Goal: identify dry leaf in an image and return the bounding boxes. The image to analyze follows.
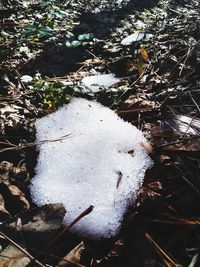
[22,203,66,233]
[58,242,86,267]
[140,141,154,155]
[3,180,30,211]
[122,96,157,110]
[0,194,10,220]
[0,218,30,267]
[21,203,66,253]
[0,245,30,267]
[140,48,149,61]
[151,121,200,153]
[137,181,162,204]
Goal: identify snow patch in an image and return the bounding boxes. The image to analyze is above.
[121,32,153,45]
[30,98,152,239]
[81,74,120,92]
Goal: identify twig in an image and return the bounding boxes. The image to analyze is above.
[85,49,102,61]
[173,162,200,197]
[0,133,74,153]
[188,91,200,114]
[29,247,86,267]
[117,107,160,115]
[159,140,187,148]
[179,46,193,77]
[40,205,94,253]
[147,218,200,225]
[167,5,184,15]
[0,231,46,267]
[145,233,183,267]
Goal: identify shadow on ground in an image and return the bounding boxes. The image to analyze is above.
[21,0,159,77]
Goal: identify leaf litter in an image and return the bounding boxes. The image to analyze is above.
[1,0,200,266]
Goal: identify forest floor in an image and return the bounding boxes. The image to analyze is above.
[1,0,200,266]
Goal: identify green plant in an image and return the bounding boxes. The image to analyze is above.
[23,74,74,109]
[65,33,94,48]
[20,1,75,44]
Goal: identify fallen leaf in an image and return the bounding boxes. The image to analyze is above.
[137,181,162,205]
[0,245,30,267]
[0,194,10,220]
[151,114,200,150]
[140,48,149,61]
[0,204,66,263]
[22,203,66,233]
[58,242,86,267]
[20,203,66,253]
[2,180,30,211]
[140,141,154,155]
[0,218,30,267]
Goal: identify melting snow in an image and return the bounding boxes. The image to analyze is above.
[81,74,120,92]
[30,98,152,239]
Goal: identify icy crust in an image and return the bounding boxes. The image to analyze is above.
[30,98,152,239]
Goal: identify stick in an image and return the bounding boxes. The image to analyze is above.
[0,231,46,267]
[41,205,94,253]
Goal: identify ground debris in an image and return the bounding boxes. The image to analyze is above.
[0,244,31,267]
[1,0,200,266]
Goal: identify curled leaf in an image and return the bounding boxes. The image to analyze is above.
[140,48,149,61]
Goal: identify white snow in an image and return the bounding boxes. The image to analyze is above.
[21,75,33,83]
[30,98,152,239]
[81,74,120,92]
[121,32,153,45]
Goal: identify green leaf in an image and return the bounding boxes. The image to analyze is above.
[52,81,64,88]
[66,40,82,48]
[82,41,90,46]
[78,33,94,41]
[65,31,74,40]
[38,26,54,37]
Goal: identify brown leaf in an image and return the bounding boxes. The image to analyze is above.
[137,181,162,204]
[0,204,66,267]
[22,203,66,233]
[151,115,200,153]
[0,161,14,173]
[152,130,200,153]
[0,218,30,267]
[140,48,149,61]
[0,245,30,267]
[0,194,10,220]
[20,203,66,253]
[3,180,30,211]
[0,103,31,134]
[0,161,29,185]
[58,242,86,267]
[118,95,158,112]
[140,141,154,155]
